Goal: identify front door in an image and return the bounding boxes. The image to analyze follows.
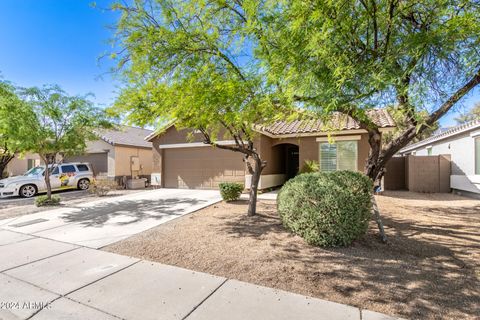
[286,146,300,179]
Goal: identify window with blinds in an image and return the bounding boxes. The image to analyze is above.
[319,141,358,172]
[475,137,480,175]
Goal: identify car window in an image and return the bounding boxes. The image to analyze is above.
[24,166,45,176]
[51,167,59,175]
[61,165,76,173]
[76,164,89,172]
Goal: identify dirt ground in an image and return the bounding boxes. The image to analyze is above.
[105,191,480,319]
[0,189,144,220]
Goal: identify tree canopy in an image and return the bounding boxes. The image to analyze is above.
[0,81,37,177]
[258,0,480,180]
[455,102,480,124]
[21,85,111,199]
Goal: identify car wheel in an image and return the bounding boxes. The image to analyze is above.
[19,184,37,198]
[77,179,90,190]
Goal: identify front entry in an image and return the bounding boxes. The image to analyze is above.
[285,145,299,179]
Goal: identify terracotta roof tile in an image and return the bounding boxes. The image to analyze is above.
[257,109,395,136]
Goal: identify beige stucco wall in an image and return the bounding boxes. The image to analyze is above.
[5,153,41,177]
[150,127,373,189]
[113,145,153,178]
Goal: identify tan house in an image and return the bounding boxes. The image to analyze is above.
[7,126,154,185]
[146,109,395,190]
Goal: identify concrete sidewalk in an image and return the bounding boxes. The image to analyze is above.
[0,230,401,320]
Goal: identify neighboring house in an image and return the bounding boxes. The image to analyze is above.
[7,126,154,184]
[146,109,395,190]
[5,153,42,177]
[399,119,480,197]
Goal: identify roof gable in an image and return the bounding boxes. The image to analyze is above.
[96,126,153,148]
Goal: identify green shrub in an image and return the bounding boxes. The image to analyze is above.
[298,160,319,174]
[219,182,244,201]
[35,195,61,207]
[277,171,373,247]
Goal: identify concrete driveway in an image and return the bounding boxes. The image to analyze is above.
[0,188,222,248]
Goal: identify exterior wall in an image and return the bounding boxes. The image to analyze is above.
[5,153,41,177]
[113,145,153,178]
[402,129,480,194]
[151,126,373,190]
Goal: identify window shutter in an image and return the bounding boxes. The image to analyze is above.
[320,143,337,171]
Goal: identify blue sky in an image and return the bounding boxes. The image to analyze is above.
[0,0,478,127]
[0,0,120,109]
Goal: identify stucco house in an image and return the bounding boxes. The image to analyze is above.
[146,109,395,190]
[6,126,154,185]
[399,119,480,198]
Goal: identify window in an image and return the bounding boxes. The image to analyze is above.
[76,164,89,172]
[319,141,358,172]
[61,165,76,173]
[427,147,432,156]
[27,159,36,170]
[51,166,59,175]
[476,137,480,175]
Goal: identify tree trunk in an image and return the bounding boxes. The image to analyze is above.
[247,156,264,216]
[40,155,53,200]
[0,154,15,178]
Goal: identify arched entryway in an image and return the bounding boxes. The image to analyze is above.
[271,143,300,181]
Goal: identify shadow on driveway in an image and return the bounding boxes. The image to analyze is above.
[60,197,207,227]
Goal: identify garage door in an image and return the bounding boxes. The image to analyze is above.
[64,153,108,175]
[163,147,245,189]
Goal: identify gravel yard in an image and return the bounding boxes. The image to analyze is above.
[0,189,146,220]
[104,191,480,319]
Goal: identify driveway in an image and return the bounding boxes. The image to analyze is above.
[0,188,222,248]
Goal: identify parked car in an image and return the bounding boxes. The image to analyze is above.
[0,162,93,198]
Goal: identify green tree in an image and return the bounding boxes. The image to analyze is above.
[455,102,480,124]
[22,85,111,200]
[259,0,480,182]
[0,81,36,177]
[109,0,289,216]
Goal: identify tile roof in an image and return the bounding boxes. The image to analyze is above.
[95,126,153,148]
[257,109,395,136]
[400,119,480,153]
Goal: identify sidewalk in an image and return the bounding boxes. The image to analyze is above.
[0,229,400,320]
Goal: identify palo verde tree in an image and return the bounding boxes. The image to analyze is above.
[258,0,480,182]
[22,85,111,200]
[254,0,480,241]
[109,0,288,216]
[0,81,35,177]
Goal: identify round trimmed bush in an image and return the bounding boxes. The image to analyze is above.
[219,182,244,201]
[277,171,373,247]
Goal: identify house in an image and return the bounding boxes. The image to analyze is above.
[6,126,154,185]
[146,109,395,190]
[399,119,480,198]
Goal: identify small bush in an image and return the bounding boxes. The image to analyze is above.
[89,178,117,197]
[35,195,61,207]
[277,171,373,247]
[219,182,244,201]
[298,160,319,174]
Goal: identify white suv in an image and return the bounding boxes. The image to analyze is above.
[0,162,93,198]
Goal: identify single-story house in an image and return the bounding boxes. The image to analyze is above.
[399,119,480,198]
[7,126,154,184]
[146,109,395,190]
